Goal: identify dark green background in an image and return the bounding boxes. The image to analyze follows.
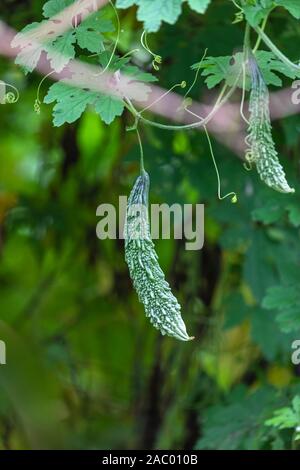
[0,0,300,450]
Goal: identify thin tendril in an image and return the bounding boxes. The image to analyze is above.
[95,0,120,76]
[231,0,244,22]
[205,126,237,202]
[34,70,55,113]
[120,48,140,60]
[140,31,162,70]
[89,47,139,60]
[253,11,272,53]
[243,161,252,171]
[140,81,186,115]
[1,82,20,103]
[135,127,145,173]
[231,0,243,11]
[213,83,228,108]
[185,106,237,203]
[184,48,208,101]
[244,134,251,146]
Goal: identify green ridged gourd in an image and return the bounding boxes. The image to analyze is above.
[246,54,295,194]
[124,170,194,342]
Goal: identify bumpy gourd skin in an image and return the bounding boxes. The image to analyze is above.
[124,170,193,341]
[246,56,294,194]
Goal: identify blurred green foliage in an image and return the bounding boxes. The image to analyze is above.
[0,0,300,450]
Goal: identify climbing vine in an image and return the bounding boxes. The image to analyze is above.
[8,0,300,339]
[10,0,300,193]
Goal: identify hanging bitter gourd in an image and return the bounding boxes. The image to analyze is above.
[124,170,194,342]
[245,54,295,194]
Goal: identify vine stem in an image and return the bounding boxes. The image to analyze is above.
[125,82,229,132]
[239,21,251,125]
[244,21,251,50]
[244,10,270,126]
[253,12,270,53]
[255,26,300,73]
[124,23,250,133]
[135,127,145,173]
[95,0,120,76]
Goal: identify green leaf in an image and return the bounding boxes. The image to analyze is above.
[252,200,285,225]
[42,0,74,17]
[116,0,211,30]
[45,30,76,73]
[44,72,126,126]
[256,50,299,85]
[12,7,114,73]
[243,2,274,27]
[97,52,157,84]
[44,82,96,126]
[116,0,136,7]
[122,65,158,82]
[75,12,114,54]
[243,0,300,27]
[266,407,299,429]
[117,0,183,32]
[263,285,300,333]
[187,0,211,14]
[265,395,300,430]
[12,22,45,73]
[94,94,124,125]
[277,309,300,333]
[192,55,233,89]
[192,50,299,90]
[250,308,293,361]
[275,0,300,19]
[137,0,183,32]
[196,387,279,450]
[263,285,299,311]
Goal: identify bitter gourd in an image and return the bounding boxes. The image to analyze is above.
[124,170,193,342]
[246,55,294,194]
